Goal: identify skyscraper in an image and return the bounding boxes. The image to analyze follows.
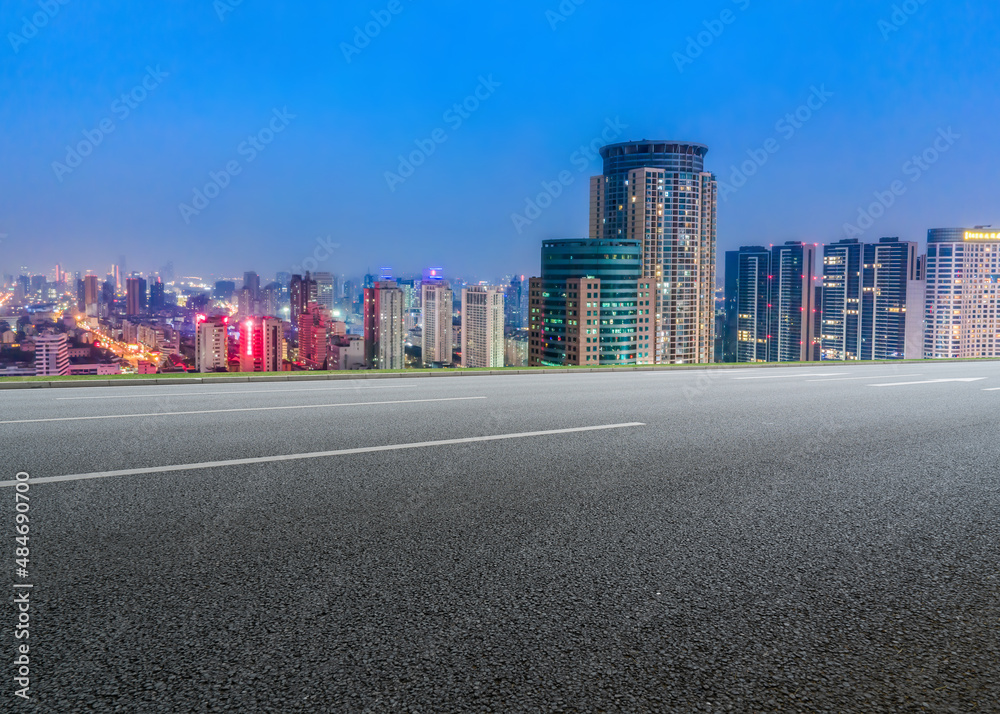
[298,302,330,369]
[238,287,257,319]
[240,317,283,373]
[314,272,336,312]
[924,227,1000,358]
[243,271,260,300]
[590,141,718,364]
[504,277,524,331]
[126,277,147,316]
[864,237,921,360]
[364,281,405,370]
[149,279,165,311]
[275,272,292,299]
[822,237,921,361]
[195,315,229,373]
[724,246,771,363]
[461,286,505,368]
[35,333,70,376]
[421,281,453,366]
[83,274,99,316]
[290,273,318,337]
[821,239,864,361]
[528,239,649,366]
[768,242,817,363]
[260,282,282,316]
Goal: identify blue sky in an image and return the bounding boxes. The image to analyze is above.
[1,0,998,281]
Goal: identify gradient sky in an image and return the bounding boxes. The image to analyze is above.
[1,0,998,282]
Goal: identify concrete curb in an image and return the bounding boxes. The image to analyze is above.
[3,358,998,391]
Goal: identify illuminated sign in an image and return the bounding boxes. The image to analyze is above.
[965,231,1000,241]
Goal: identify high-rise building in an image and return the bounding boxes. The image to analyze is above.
[529,239,650,366]
[364,281,405,370]
[195,315,229,373]
[260,282,282,316]
[35,333,70,376]
[821,239,864,361]
[240,317,283,373]
[83,275,99,316]
[421,281,454,366]
[238,287,258,319]
[126,277,147,316]
[149,279,165,311]
[101,279,115,319]
[314,272,337,312]
[274,272,292,300]
[290,273,318,337]
[590,141,718,364]
[504,277,525,331]
[396,279,420,330]
[864,238,921,360]
[298,302,330,369]
[461,286,505,368]
[822,237,921,361]
[723,246,771,363]
[768,242,817,363]
[924,227,1000,359]
[243,271,260,300]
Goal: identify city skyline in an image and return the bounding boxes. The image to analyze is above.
[3,2,999,277]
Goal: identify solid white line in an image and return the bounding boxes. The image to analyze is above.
[0,397,485,425]
[55,385,415,400]
[807,374,922,382]
[869,378,987,387]
[0,423,646,487]
[983,388,1000,391]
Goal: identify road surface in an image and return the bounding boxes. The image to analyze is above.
[3,361,999,712]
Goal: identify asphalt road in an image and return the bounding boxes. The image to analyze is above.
[3,361,999,713]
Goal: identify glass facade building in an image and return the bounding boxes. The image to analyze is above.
[768,242,817,363]
[528,239,649,366]
[723,246,771,363]
[590,141,717,364]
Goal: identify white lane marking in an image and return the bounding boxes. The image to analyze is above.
[807,374,923,382]
[733,373,848,380]
[0,423,646,487]
[55,385,415,400]
[869,378,988,387]
[983,388,1000,391]
[0,397,485,425]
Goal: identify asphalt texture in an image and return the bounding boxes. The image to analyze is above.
[2,361,999,713]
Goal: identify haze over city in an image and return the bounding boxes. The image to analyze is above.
[3,0,999,278]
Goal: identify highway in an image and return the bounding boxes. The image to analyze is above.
[3,361,999,712]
